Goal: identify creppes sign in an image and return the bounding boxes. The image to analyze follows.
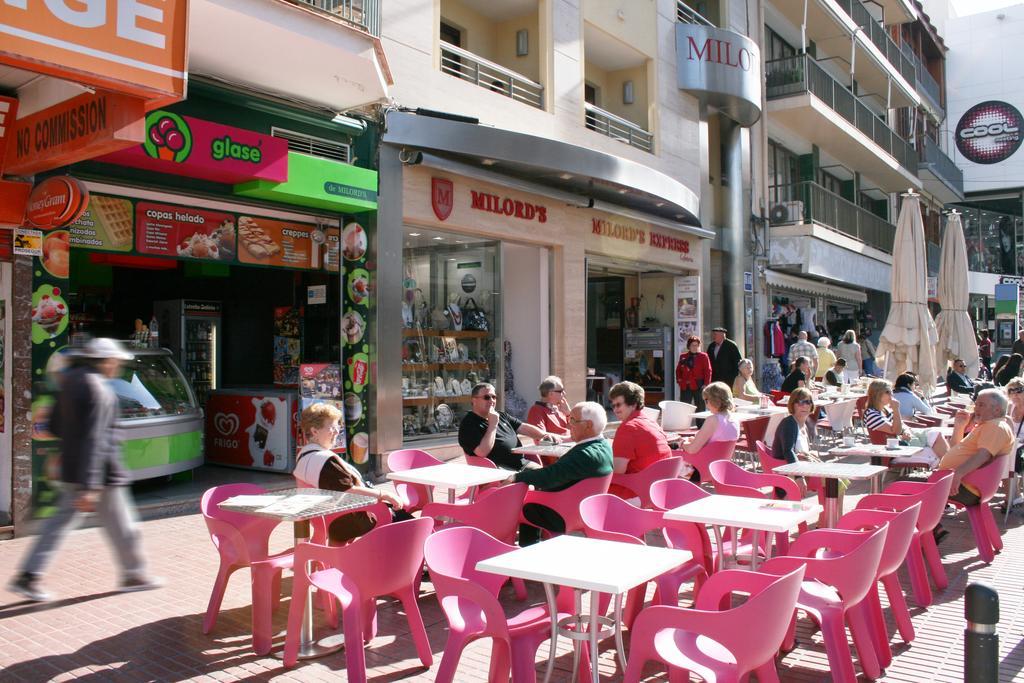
[0,0,188,104]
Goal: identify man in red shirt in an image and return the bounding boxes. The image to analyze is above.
[607,381,672,499]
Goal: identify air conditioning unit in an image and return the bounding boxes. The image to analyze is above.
[769,200,804,225]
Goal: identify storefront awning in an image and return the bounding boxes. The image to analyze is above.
[383,111,701,227]
[766,269,867,304]
[234,152,378,213]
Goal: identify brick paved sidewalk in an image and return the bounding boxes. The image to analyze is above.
[1,492,1022,682]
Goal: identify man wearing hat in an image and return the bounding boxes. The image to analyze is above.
[8,338,161,602]
[707,327,742,388]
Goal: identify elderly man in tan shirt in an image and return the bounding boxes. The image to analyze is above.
[938,388,1014,507]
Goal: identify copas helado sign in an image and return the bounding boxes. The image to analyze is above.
[0,0,188,105]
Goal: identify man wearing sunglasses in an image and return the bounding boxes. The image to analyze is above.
[459,382,561,471]
[946,359,977,398]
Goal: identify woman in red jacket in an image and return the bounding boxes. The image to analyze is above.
[676,335,712,411]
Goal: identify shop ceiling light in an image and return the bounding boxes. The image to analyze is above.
[409,232,421,236]
[433,236,444,240]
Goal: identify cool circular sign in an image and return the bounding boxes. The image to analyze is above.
[955,100,1024,164]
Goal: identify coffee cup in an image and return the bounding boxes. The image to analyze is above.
[350,432,369,464]
[886,438,899,449]
[843,435,856,447]
[344,393,362,423]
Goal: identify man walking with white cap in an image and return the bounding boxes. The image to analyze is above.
[8,338,161,602]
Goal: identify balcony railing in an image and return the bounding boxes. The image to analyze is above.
[834,0,915,85]
[291,0,380,36]
[769,181,896,253]
[676,1,715,26]
[901,42,943,112]
[766,55,916,173]
[584,103,654,153]
[440,41,544,109]
[919,136,964,197]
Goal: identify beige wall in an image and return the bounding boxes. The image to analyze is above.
[494,14,541,84]
[585,61,650,128]
[582,0,658,59]
[440,1,541,83]
[401,166,706,402]
[382,0,703,193]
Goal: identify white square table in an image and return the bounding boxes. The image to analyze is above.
[664,494,821,571]
[829,443,928,467]
[218,488,378,658]
[772,461,888,526]
[513,442,575,460]
[385,463,511,503]
[476,534,691,683]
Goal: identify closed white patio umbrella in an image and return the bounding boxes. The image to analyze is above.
[876,192,941,394]
[935,211,979,378]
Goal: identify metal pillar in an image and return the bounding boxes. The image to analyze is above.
[721,116,746,352]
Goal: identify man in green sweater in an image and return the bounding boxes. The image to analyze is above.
[512,401,613,546]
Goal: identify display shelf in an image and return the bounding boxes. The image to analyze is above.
[402,396,474,406]
[402,328,488,339]
[401,362,489,372]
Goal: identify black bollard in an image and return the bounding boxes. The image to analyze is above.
[964,583,999,682]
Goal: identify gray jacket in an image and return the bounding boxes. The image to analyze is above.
[49,365,128,489]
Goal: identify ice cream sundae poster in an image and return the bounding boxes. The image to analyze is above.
[205,392,295,471]
[135,201,237,262]
[341,218,373,470]
[30,228,70,516]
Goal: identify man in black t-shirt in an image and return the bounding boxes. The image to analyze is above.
[459,382,561,470]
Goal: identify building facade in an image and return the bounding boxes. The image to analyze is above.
[373,0,771,456]
[755,0,958,380]
[0,0,390,534]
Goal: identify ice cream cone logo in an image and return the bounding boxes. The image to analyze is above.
[142,110,192,163]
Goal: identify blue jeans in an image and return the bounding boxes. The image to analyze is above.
[863,358,878,377]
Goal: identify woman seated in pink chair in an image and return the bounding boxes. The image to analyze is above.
[679,382,740,482]
[293,403,406,544]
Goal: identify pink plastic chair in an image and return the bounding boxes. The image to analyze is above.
[200,484,294,655]
[760,526,889,683]
[464,454,510,495]
[386,448,444,512]
[859,470,954,607]
[709,459,807,555]
[282,517,434,677]
[756,440,786,473]
[837,504,922,669]
[518,473,612,538]
[425,526,576,683]
[949,453,1011,563]
[649,478,716,575]
[610,456,684,508]
[422,483,530,600]
[622,567,806,683]
[678,441,736,485]
[580,494,708,628]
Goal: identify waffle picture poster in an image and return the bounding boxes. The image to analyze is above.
[66,193,338,271]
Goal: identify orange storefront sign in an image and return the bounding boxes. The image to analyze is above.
[0,0,188,105]
[6,90,145,176]
[0,96,18,173]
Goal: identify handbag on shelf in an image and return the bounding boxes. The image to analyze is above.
[462,297,489,332]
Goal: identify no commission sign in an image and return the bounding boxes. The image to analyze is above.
[955,100,1024,165]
